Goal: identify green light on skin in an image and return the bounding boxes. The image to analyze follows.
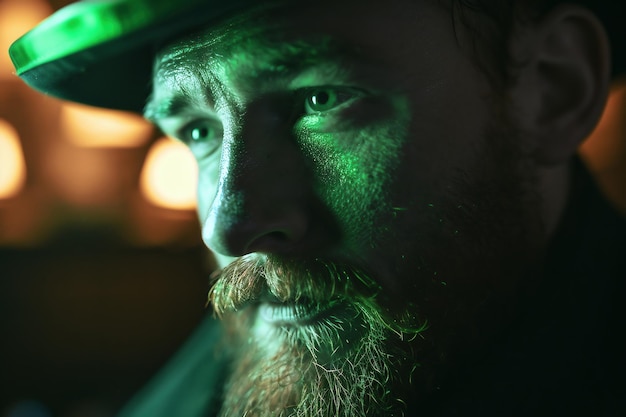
[295,95,411,251]
[153,12,423,334]
[153,25,414,256]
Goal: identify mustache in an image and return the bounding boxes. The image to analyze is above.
[208,254,382,317]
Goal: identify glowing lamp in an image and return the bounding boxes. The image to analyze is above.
[0,0,51,79]
[0,119,27,199]
[140,137,198,210]
[60,102,152,148]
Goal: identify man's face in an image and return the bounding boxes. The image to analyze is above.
[148,0,545,414]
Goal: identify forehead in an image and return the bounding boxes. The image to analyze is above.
[154,23,357,95]
[150,0,454,89]
[155,0,432,62]
[144,0,478,125]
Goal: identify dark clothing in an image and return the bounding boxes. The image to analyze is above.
[424,157,626,416]
[118,315,227,417]
[119,158,626,417]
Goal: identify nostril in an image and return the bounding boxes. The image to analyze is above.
[266,230,291,241]
[203,198,311,257]
[244,229,303,254]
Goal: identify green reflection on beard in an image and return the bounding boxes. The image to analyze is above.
[211,256,426,417]
[218,292,420,417]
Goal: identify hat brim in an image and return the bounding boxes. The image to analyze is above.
[10,0,625,113]
[9,0,256,113]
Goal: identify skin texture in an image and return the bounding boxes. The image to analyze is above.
[146,0,610,415]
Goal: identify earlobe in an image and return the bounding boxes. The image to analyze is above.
[508,5,611,166]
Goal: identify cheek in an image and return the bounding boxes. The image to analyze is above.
[196,160,220,222]
[297,109,411,249]
[412,72,494,170]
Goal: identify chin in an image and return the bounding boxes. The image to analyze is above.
[217,294,422,417]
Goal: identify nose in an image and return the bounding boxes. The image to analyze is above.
[201,102,330,257]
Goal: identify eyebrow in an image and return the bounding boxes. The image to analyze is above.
[144,94,192,123]
[143,59,342,124]
[144,37,384,123]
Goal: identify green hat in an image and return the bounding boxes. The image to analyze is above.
[9,0,625,113]
[8,0,260,112]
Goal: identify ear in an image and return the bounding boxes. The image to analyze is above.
[508,5,611,166]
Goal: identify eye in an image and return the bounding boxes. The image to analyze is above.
[303,87,359,114]
[178,119,222,158]
[181,120,219,144]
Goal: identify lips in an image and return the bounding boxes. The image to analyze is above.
[259,301,335,325]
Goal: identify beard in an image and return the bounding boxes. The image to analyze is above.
[209,111,545,417]
[211,256,424,417]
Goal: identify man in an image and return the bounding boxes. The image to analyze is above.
[10,0,625,416]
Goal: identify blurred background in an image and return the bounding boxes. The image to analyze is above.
[0,0,624,416]
[1,0,214,416]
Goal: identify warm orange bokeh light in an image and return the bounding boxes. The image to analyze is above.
[0,0,52,79]
[580,82,626,168]
[140,137,198,210]
[60,102,153,148]
[579,81,626,213]
[0,119,27,199]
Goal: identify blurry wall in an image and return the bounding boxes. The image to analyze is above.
[0,1,215,416]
